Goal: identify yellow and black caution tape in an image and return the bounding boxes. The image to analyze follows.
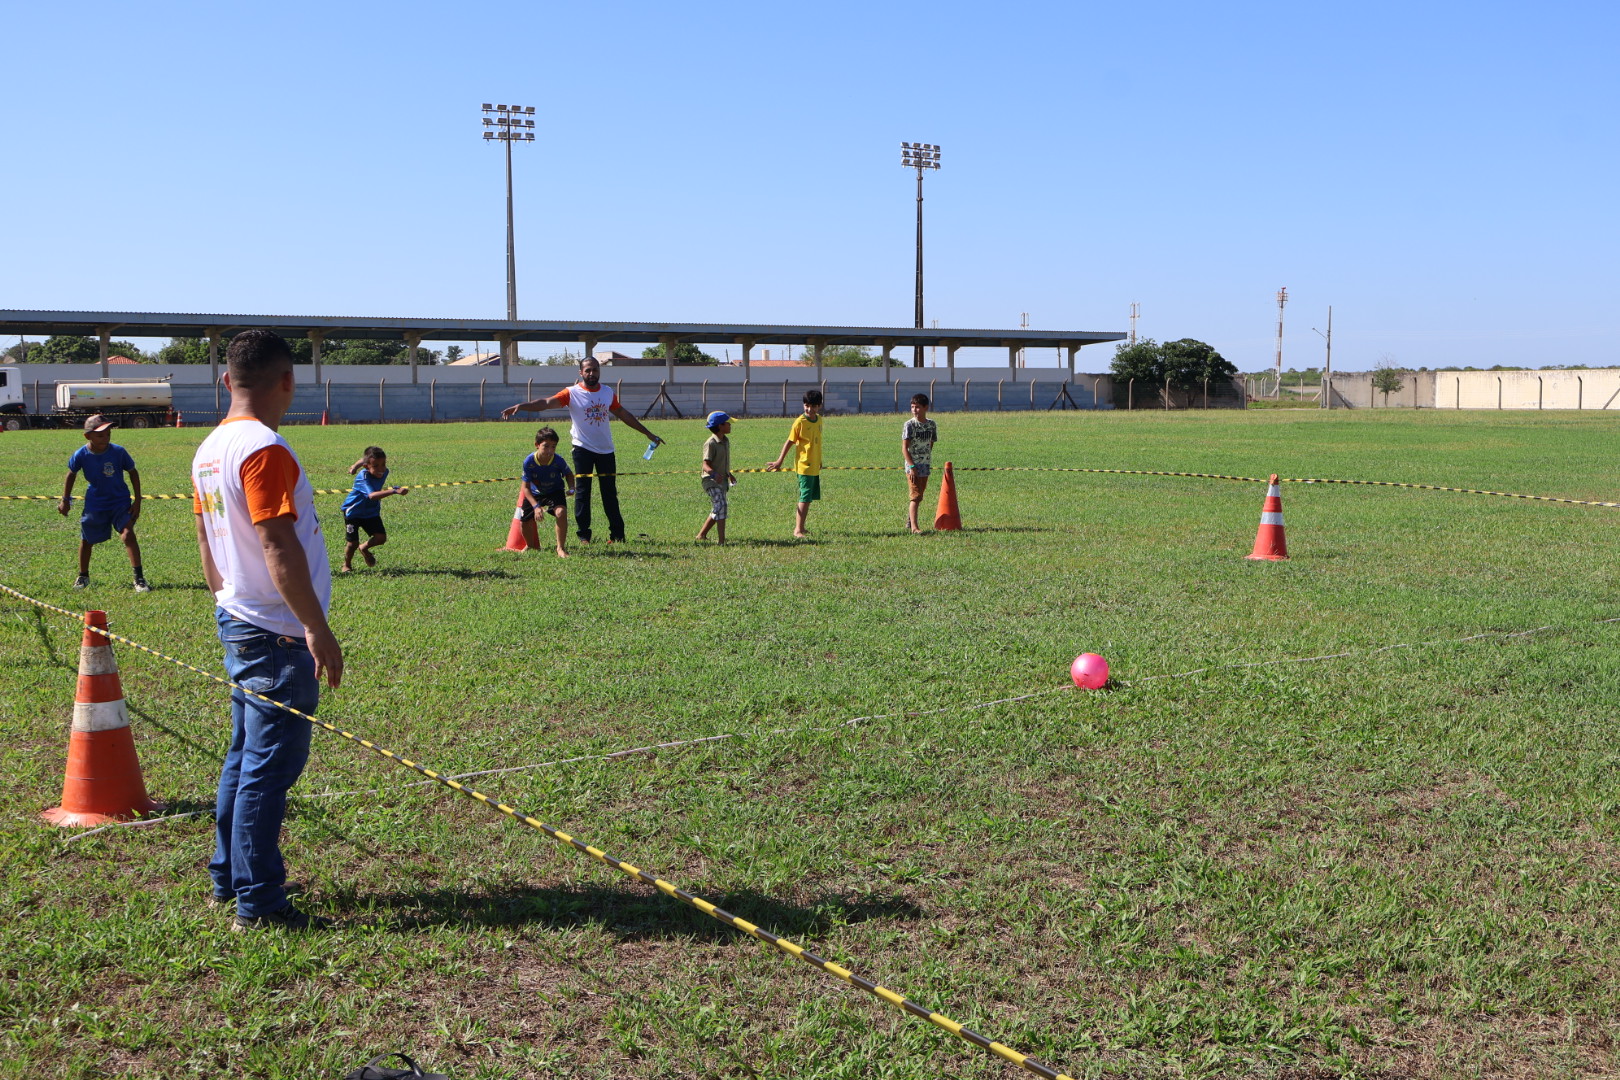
[1,581,1078,1080]
[6,465,1618,510]
[1279,476,1620,509]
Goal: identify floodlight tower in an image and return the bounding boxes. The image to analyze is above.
[1274,286,1288,399]
[481,104,536,321]
[901,141,940,367]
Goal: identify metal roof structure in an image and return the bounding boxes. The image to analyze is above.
[0,310,1124,350]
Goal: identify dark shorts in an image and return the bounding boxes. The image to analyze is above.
[343,514,386,543]
[797,474,821,503]
[81,503,134,545]
[519,491,568,521]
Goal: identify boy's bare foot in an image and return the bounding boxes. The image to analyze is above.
[793,530,810,539]
[361,548,376,567]
[555,548,569,558]
[696,533,710,542]
[909,526,923,534]
[340,565,353,573]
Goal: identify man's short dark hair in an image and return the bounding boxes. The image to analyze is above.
[911,393,930,407]
[535,427,560,444]
[226,330,294,390]
[803,389,823,406]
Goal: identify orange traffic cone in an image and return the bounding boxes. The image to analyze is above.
[320,410,329,426]
[174,411,184,428]
[1245,474,1289,561]
[503,484,542,551]
[42,611,162,827]
[933,461,962,531]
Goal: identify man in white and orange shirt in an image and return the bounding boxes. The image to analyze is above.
[501,355,663,543]
[192,329,342,932]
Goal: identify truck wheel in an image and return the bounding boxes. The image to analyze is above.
[129,415,151,429]
[1,417,22,432]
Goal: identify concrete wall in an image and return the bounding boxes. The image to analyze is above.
[1432,369,1620,410]
[9,364,1253,423]
[1321,370,1437,409]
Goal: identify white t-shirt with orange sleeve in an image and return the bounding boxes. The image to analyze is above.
[553,381,620,454]
[192,417,332,638]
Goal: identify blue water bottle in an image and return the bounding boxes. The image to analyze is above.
[643,441,658,461]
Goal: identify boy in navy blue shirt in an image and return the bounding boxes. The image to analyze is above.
[522,427,575,557]
[59,414,147,592]
[340,445,408,572]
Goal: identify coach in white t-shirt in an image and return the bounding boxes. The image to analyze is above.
[192,330,341,932]
[501,356,663,544]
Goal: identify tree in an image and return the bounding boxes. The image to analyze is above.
[641,342,718,365]
[799,344,878,367]
[544,349,582,366]
[444,345,463,363]
[3,341,44,362]
[29,335,100,363]
[1371,361,1405,402]
[1111,338,1236,401]
[156,338,213,365]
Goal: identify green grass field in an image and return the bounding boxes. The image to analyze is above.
[4,409,1620,1079]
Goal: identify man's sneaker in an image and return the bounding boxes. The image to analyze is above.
[232,902,331,932]
[73,575,89,590]
[133,579,151,594]
[209,881,304,909]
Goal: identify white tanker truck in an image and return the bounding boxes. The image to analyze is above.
[0,368,176,430]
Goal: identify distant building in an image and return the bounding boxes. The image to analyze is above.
[593,350,662,367]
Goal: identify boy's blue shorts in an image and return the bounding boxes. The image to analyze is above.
[81,504,133,544]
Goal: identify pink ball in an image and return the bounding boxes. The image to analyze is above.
[1070,652,1109,689]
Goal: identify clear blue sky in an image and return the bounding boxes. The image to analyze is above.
[4,0,1615,371]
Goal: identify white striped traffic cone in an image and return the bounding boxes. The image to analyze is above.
[1245,474,1289,561]
[41,611,162,827]
[503,483,541,551]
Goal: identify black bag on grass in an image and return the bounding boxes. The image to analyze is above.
[343,1052,449,1080]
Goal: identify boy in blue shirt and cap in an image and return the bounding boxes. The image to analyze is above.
[59,414,148,592]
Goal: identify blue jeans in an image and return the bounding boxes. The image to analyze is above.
[210,609,318,917]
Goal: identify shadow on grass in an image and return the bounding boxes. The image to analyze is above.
[365,567,519,581]
[138,581,212,592]
[726,538,820,548]
[581,547,673,559]
[27,609,71,670]
[356,883,924,940]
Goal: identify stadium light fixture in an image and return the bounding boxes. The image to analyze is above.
[900,142,941,366]
[480,102,536,327]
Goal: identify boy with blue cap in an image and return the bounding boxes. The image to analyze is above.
[696,411,736,544]
[59,414,148,592]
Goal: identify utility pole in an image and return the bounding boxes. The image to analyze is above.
[1312,306,1333,409]
[1129,302,1140,346]
[1018,312,1029,368]
[901,142,940,367]
[930,318,938,367]
[1274,287,1288,399]
[482,103,535,378]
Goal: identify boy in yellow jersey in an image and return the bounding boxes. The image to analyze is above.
[764,389,822,538]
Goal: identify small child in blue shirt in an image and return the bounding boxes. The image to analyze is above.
[522,427,575,558]
[341,445,407,572]
[59,414,147,592]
